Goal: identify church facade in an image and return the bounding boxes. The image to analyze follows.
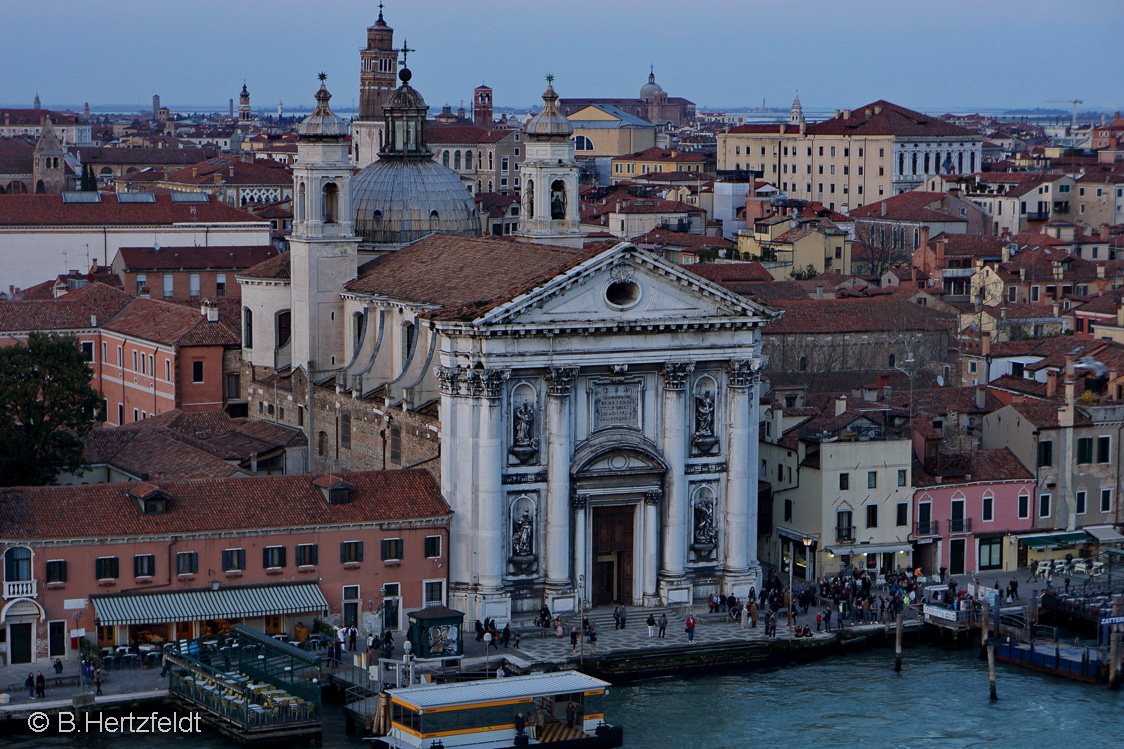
[241,66,775,624]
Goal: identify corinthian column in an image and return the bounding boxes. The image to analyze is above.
[723,359,758,574]
[475,368,509,593]
[660,361,693,583]
[544,367,577,594]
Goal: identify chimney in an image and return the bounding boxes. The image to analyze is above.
[834,110,841,119]
[1059,381,1076,426]
[874,105,883,115]
[1052,303,1059,317]
[881,201,887,217]
[1002,243,1011,262]
[864,108,871,119]
[975,386,986,411]
[1047,369,1058,397]
[835,395,848,416]
[935,236,945,267]
[982,330,991,357]
[842,110,852,120]
[799,121,806,136]
[90,313,98,327]
[780,123,786,135]
[1097,265,1106,279]
[201,300,219,322]
[192,168,197,177]
[1100,224,1110,240]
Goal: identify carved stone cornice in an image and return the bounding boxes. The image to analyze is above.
[644,489,663,506]
[728,358,764,388]
[661,361,695,391]
[546,367,578,397]
[570,493,589,509]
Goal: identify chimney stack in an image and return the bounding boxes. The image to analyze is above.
[201,300,219,322]
[975,386,986,411]
[982,330,991,357]
[1047,369,1058,397]
[835,395,848,416]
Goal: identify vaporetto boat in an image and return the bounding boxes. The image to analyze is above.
[368,670,625,749]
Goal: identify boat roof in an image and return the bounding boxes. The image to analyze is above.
[389,670,610,711]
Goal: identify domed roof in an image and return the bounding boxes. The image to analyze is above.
[351,159,478,246]
[386,70,427,110]
[297,82,347,139]
[640,69,664,99]
[524,80,572,140]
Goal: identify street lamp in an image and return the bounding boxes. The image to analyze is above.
[483,633,493,675]
[803,536,814,592]
[788,539,795,645]
[577,574,586,669]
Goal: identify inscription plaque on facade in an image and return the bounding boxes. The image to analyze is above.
[593,383,640,430]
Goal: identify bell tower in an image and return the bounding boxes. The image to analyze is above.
[474,84,493,129]
[353,3,400,168]
[290,76,360,375]
[33,118,66,193]
[516,76,584,249]
[238,84,252,129]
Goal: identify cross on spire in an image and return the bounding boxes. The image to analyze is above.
[397,40,415,68]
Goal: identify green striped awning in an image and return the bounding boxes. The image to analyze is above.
[1020,536,1059,549]
[92,583,328,626]
[1053,531,1093,545]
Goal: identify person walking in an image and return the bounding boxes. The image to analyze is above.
[93,667,103,696]
[1010,577,1020,601]
[570,627,579,654]
[588,627,598,655]
[749,600,759,629]
[349,627,358,652]
[35,672,46,699]
[26,672,35,699]
[685,614,697,642]
[646,613,656,638]
[618,607,627,629]
[159,652,170,677]
[612,606,621,630]
[565,701,577,729]
[502,623,511,648]
[740,602,748,629]
[657,614,667,639]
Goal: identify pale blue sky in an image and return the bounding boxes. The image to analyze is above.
[4,0,1122,115]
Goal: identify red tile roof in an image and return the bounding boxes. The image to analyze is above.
[931,232,1006,257]
[764,298,950,334]
[117,245,278,272]
[343,234,599,321]
[101,296,239,347]
[0,193,265,227]
[74,146,219,166]
[730,101,979,138]
[82,427,246,480]
[0,138,34,175]
[851,192,968,223]
[0,282,133,331]
[616,147,711,164]
[912,448,1033,487]
[238,252,290,280]
[0,470,450,540]
[633,228,732,252]
[0,108,79,126]
[685,261,772,283]
[162,157,292,187]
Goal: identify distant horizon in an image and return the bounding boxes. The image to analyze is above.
[4,1,1122,119]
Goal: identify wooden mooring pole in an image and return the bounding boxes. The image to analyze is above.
[988,641,998,701]
[894,611,903,672]
[1110,595,1122,690]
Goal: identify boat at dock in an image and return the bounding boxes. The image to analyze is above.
[367,670,624,749]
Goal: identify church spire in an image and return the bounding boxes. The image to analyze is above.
[379,41,430,159]
[790,91,804,126]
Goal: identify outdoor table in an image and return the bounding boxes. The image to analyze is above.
[138,644,156,653]
[115,646,130,655]
[260,689,284,696]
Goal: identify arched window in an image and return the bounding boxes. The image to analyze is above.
[4,546,31,581]
[317,431,328,457]
[888,353,896,367]
[798,356,807,372]
[296,182,306,223]
[489,151,494,170]
[488,180,493,193]
[430,210,440,224]
[465,150,473,170]
[454,151,461,170]
[442,150,449,167]
[276,309,291,348]
[353,312,364,353]
[550,179,566,220]
[573,135,594,151]
[242,308,253,348]
[322,182,338,223]
[403,321,417,359]
[372,209,382,228]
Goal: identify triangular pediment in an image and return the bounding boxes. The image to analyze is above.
[480,243,777,328]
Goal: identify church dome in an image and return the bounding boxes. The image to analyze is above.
[640,70,664,99]
[351,159,478,246]
[524,80,572,140]
[297,82,347,139]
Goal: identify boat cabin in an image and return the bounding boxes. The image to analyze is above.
[375,670,623,748]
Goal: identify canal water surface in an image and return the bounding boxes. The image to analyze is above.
[6,646,1121,748]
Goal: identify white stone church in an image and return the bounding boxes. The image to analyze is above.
[240,63,777,622]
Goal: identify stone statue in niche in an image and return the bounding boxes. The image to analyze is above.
[508,400,539,464]
[692,390,720,456]
[693,496,717,548]
[512,510,534,557]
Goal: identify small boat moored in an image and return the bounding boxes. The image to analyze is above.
[368,670,624,748]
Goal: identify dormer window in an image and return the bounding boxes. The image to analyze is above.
[312,475,355,505]
[128,482,169,514]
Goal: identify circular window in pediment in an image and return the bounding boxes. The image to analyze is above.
[605,280,641,310]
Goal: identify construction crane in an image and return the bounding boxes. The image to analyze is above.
[1046,98,1083,132]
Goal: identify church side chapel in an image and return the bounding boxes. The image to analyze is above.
[239,33,778,621]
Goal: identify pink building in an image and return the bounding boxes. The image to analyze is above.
[912,447,1035,576]
[0,470,450,667]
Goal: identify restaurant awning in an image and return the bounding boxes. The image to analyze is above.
[826,543,912,556]
[777,527,818,544]
[1019,536,1059,549]
[1052,531,1093,545]
[92,582,328,626]
[1086,526,1124,544]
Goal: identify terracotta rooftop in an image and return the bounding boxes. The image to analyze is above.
[0,282,133,331]
[82,427,248,480]
[116,245,278,272]
[851,192,969,223]
[343,234,599,321]
[163,157,292,186]
[763,298,950,334]
[912,448,1033,487]
[729,101,979,138]
[101,296,239,347]
[238,252,291,281]
[0,470,450,540]
[687,261,773,283]
[0,193,265,227]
